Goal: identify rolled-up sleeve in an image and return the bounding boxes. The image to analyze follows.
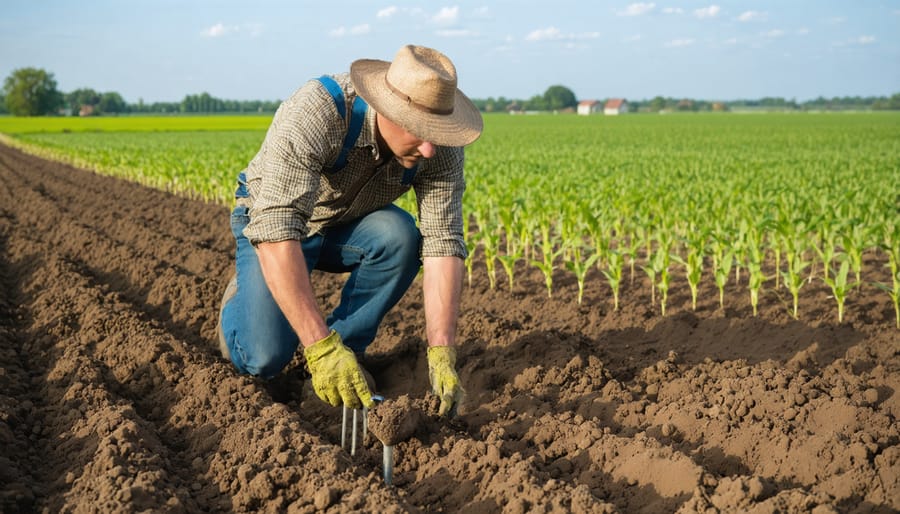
[414,146,467,259]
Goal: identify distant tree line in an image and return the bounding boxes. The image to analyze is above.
[3,67,899,116]
[0,68,280,116]
[475,91,900,113]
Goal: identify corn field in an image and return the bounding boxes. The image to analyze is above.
[2,112,898,324]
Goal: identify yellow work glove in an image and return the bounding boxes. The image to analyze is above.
[427,346,464,417]
[303,330,374,409]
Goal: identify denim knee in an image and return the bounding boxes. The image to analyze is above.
[238,343,296,379]
[366,207,422,267]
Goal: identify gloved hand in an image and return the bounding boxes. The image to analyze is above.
[427,346,464,416]
[304,330,374,409]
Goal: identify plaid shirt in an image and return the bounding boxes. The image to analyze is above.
[241,73,467,259]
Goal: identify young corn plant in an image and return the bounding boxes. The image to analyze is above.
[463,214,477,287]
[675,230,706,311]
[813,227,838,283]
[876,227,900,328]
[782,248,811,320]
[565,243,600,305]
[497,245,523,292]
[713,248,734,310]
[581,205,610,269]
[498,199,522,255]
[622,233,641,287]
[841,223,867,284]
[822,258,858,323]
[464,237,478,288]
[673,250,703,311]
[732,219,751,285]
[657,253,672,317]
[517,216,537,263]
[874,271,900,329]
[641,263,658,306]
[747,259,764,317]
[649,233,674,316]
[531,218,563,298]
[479,220,500,290]
[601,249,624,310]
[745,239,766,317]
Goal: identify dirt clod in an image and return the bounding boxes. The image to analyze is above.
[367,395,428,446]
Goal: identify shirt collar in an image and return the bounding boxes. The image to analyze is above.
[359,104,382,161]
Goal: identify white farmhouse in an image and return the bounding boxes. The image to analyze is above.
[604,99,628,115]
[577,100,602,115]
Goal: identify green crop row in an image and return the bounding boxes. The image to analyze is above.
[2,112,898,324]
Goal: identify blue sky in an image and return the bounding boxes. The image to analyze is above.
[2,1,897,103]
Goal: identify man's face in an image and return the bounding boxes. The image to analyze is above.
[376,114,436,168]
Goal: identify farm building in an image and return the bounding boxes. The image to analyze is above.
[604,98,628,115]
[577,100,602,115]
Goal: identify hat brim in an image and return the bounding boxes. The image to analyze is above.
[350,59,483,147]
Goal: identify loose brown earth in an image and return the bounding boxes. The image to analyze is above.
[0,142,897,513]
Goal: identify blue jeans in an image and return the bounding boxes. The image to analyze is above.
[220,204,422,378]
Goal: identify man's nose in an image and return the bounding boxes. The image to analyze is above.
[417,141,436,159]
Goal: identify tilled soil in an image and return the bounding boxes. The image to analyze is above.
[0,142,897,513]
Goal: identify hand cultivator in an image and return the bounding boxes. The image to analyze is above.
[341,395,394,485]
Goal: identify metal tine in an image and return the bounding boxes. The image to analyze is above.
[342,395,383,459]
[362,407,368,442]
[341,405,348,450]
[351,409,359,456]
[383,445,394,486]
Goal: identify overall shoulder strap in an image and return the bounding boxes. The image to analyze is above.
[317,75,368,173]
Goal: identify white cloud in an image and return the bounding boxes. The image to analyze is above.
[618,3,656,16]
[473,6,490,18]
[796,27,810,36]
[201,22,262,38]
[665,38,694,47]
[375,6,427,22]
[525,26,600,42]
[432,6,460,25]
[724,37,738,45]
[329,24,371,37]
[833,35,875,47]
[377,6,398,19]
[764,29,785,38]
[351,24,371,35]
[625,34,642,42]
[737,11,766,22]
[526,26,561,41]
[694,5,720,19]
[201,23,236,38]
[662,7,683,14]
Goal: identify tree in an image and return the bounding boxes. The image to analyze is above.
[543,85,577,110]
[67,88,101,114]
[524,94,547,111]
[2,67,63,116]
[98,92,126,114]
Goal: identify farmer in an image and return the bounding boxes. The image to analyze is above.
[217,45,482,417]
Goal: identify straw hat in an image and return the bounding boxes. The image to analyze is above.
[350,45,483,147]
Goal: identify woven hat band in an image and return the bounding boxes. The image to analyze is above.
[384,76,454,115]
